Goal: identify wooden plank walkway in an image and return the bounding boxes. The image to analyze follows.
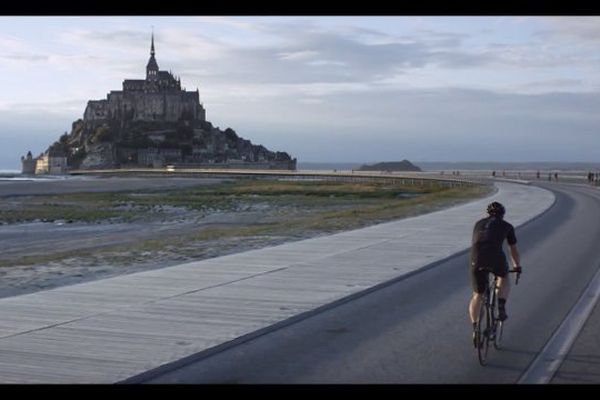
[0,182,555,383]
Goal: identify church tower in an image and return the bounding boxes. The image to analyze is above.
[146,31,159,81]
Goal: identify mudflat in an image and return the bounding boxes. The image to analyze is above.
[0,176,225,196]
[0,175,491,299]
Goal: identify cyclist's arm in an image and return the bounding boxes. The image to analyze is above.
[509,244,520,269]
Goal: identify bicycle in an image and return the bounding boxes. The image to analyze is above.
[474,267,521,366]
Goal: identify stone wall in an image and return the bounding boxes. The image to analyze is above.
[85,90,204,122]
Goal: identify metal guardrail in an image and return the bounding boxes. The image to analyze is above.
[69,167,484,188]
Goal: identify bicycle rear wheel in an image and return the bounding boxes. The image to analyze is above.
[477,294,490,365]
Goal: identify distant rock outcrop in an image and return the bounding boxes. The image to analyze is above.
[357,160,422,172]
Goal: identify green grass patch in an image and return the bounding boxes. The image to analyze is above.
[0,178,493,268]
[0,178,450,224]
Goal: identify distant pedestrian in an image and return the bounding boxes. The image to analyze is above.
[492,171,496,177]
[554,173,558,181]
[536,171,540,180]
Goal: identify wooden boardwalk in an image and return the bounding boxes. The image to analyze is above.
[0,182,555,383]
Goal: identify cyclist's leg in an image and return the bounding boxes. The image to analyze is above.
[469,292,483,325]
[469,264,487,324]
[497,275,511,300]
[495,262,510,320]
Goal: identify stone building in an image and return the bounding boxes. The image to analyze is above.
[84,33,206,123]
[21,151,68,174]
[34,153,68,174]
[20,151,37,174]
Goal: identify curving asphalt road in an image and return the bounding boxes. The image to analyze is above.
[146,182,600,383]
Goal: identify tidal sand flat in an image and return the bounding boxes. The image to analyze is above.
[0,175,492,298]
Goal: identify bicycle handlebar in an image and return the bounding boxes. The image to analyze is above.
[475,266,522,285]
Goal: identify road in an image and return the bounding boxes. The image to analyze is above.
[144,182,600,383]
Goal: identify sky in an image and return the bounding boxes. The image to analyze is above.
[1,16,600,170]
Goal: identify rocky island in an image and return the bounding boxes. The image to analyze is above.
[22,33,296,174]
[357,160,422,172]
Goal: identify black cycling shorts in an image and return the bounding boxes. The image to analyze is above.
[470,260,509,294]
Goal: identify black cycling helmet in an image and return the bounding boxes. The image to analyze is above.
[487,201,505,217]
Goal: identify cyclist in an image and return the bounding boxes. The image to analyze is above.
[469,202,522,345]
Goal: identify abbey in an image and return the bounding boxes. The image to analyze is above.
[84,33,206,123]
[22,33,296,174]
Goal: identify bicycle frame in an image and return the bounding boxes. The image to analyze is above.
[476,268,520,366]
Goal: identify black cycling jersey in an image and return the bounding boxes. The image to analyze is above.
[470,215,517,293]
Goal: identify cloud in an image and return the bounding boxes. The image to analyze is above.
[427,50,494,68]
[339,26,394,42]
[0,34,26,50]
[496,17,600,69]
[0,33,49,64]
[0,52,48,62]
[209,86,600,159]
[4,17,600,166]
[62,27,227,62]
[278,50,319,61]
[0,99,86,115]
[306,60,347,67]
[60,28,148,50]
[297,98,323,104]
[536,17,600,43]
[190,16,265,33]
[412,29,470,49]
[169,26,497,96]
[514,78,585,92]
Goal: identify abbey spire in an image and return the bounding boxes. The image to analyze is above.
[151,30,155,57]
[146,31,159,81]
